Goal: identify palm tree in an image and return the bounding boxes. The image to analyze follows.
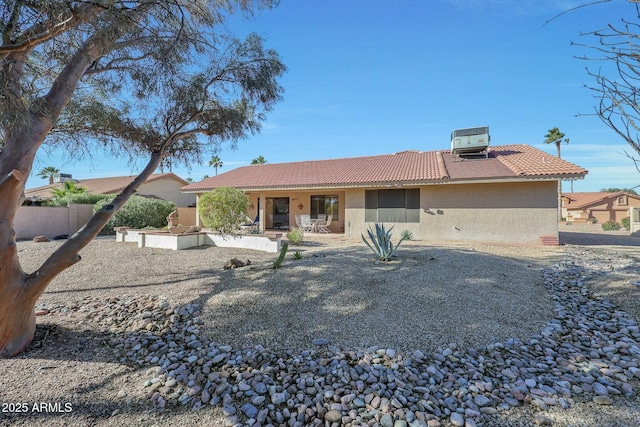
[544,127,570,221]
[50,180,86,198]
[543,127,569,159]
[251,155,267,165]
[209,155,223,175]
[37,166,60,184]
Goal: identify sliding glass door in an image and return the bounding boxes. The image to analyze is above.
[265,197,289,229]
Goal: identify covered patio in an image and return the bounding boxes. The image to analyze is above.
[242,190,345,234]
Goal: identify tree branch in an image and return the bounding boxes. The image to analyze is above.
[0,15,74,55]
[24,147,165,301]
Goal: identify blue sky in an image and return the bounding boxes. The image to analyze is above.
[29,0,639,192]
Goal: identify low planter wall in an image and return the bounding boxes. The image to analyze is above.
[115,228,142,243]
[205,233,282,253]
[139,231,207,251]
[115,228,282,252]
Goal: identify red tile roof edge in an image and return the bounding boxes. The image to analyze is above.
[181,144,587,192]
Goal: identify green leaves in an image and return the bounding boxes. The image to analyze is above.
[94,196,176,233]
[198,187,249,233]
[361,223,407,261]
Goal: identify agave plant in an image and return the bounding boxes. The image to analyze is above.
[361,223,407,261]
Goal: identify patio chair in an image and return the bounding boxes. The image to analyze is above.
[240,214,259,233]
[300,215,315,233]
[316,214,332,233]
[294,215,302,228]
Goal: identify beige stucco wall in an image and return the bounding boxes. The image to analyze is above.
[244,190,346,232]
[585,197,640,223]
[14,203,94,240]
[345,181,558,245]
[176,207,197,226]
[564,195,640,223]
[139,179,195,207]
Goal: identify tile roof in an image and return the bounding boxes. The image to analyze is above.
[563,191,640,209]
[25,173,187,200]
[182,144,588,193]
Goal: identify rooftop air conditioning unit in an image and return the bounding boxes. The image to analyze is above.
[450,126,490,158]
[53,173,73,183]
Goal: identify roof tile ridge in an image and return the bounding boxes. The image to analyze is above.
[435,151,449,179]
[492,146,526,176]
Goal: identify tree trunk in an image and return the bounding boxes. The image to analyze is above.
[0,151,165,357]
[0,168,44,357]
[0,278,42,357]
[0,8,150,358]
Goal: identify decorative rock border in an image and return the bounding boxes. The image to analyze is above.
[36,250,640,427]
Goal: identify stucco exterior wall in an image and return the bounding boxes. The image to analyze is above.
[345,181,558,245]
[14,203,94,240]
[564,194,640,223]
[244,190,346,232]
[585,197,639,223]
[176,208,197,226]
[139,179,195,207]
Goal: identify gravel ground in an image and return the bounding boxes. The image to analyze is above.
[0,231,638,426]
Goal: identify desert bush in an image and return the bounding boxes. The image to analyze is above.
[621,216,630,231]
[400,229,414,241]
[46,192,112,207]
[361,223,407,261]
[286,227,304,245]
[198,187,249,233]
[95,196,176,233]
[601,220,621,231]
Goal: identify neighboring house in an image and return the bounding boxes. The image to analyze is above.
[182,144,587,245]
[562,191,640,223]
[25,172,195,207]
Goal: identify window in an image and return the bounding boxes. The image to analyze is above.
[365,189,420,223]
[311,195,339,220]
[617,195,628,206]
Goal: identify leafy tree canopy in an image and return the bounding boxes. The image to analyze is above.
[601,187,638,195]
[543,127,569,159]
[0,0,285,357]
[198,187,249,233]
[37,166,60,184]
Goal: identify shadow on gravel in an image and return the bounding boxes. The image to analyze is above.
[21,322,116,363]
[186,245,556,354]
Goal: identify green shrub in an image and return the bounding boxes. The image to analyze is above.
[400,229,414,241]
[361,223,407,261]
[292,251,302,260]
[286,227,304,245]
[45,192,112,207]
[198,187,249,233]
[601,220,621,231]
[95,196,176,234]
[621,216,630,231]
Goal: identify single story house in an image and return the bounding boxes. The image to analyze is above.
[562,191,640,223]
[25,172,196,207]
[181,144,588,245]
